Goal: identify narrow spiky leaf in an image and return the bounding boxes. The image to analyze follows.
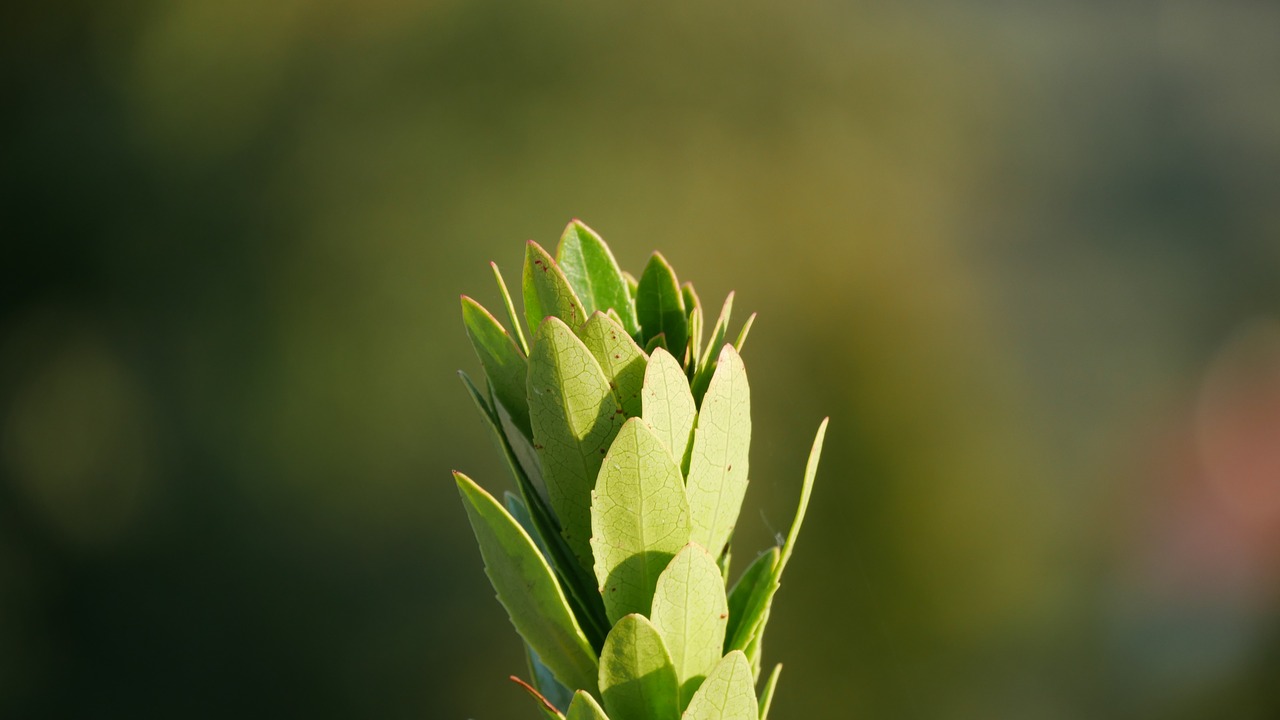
[578,312,647,418]
[686,345,751,558]
[454,472,599,694]
[492,262,530,355]
[758,664,782,720]
[528,317,626,571]
[724,547,778,652]
[729,418,828,653]
[642,347,696,472]
[598,614,680,720]
[591,417,691,623]
[525,240,586,336]
[557,220,639,335]
[461,296,531,437]
[691,293,734,402]
[734,312,756,353]
[681,651,758,720]
[650,544,728,710]
[636,253,687,360]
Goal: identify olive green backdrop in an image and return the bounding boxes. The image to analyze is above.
[3,1,1279,718]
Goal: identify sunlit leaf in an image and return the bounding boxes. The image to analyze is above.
[591,417,691,624]
[492,261,530,355]
[681,651,757,720]
[529,317,626,571]
[557,220,639,335]
[566,690,611,720]
[641,347,696,472]
[598,614,680,720]
[454,472,599,695]
[650,543,728,710]
[691,293,734,403]
[579,312,647,418]
[757,664,782,720]
[525,240,586,335]
[685,345,751,558]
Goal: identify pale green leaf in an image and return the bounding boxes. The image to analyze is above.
[680,651,757,720]
[685,345,751,558]
[599,614,680,720]
[641,347,696,472]
[525,240,587,336]
[529,317,626,571]
[591,417,691,623]
[578,312,647,417]
[557,220,639,335]
[733,312,756,353]
[491,261,530,355]
[651,544,728,710]
[636,253,687,360]
[454,472,599,695]
[686,304,703,374]
[461,296,530,438]
[757,664,782,720]
[728,418,828,654]
[724,548,777,652]
[566,690,611,720]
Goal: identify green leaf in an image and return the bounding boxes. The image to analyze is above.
[733,312,756,353]
[461,296,531,438]
[491,261,530,355]
[757,664,782,720]
[598,614,680,720]
[636,253,687,360]
[460,371,610,647]
[685,345,751,558]
[578,312,647,418]
[557,220,639,335]
[686,303,703,374]
[454,472,599,695]
[528,317,626,571]
[650,544,728,710]
[641,347,696,472]
[591,417,692,624]
[724,548,778,652]
[728,418,828,654]
[690,293,734,403]
[566,690,611,720]
[681,651,758,720]
[644,333,668,355]
[525,240,587,336]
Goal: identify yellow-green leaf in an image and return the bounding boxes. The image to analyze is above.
[599,614,680,720]
[525,240,586,335]
[686,345,751,558]
[557,220,639,335]
[461,296,530,438]
[641,347,696,471]
[578,312,647,418]
[566,690,611,720]
[591,417,691,624]
[650,544,728,710]
[681,651,757,720]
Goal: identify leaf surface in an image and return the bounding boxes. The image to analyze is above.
[598,614,680,720]
[690,293,734,403]
[591,417,691,623]
[525,240,586,335]
[566,690,611,720]
[636,253,687,360]
[724,547,777,652]
[680,651,757,720]
[557,220,639,334]
[685,345,751,557]
[641,347,696,471]
[757,664,782,720]
[579,312,647,417]
[650,544,728,710]
[528,317,625,570]
[462,296,530,437]
[454,472,599,695]
[491,261,530,354]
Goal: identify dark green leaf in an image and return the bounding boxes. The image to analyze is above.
[636,253,687,360]
[524,240,586,336]
[461,296,530,438]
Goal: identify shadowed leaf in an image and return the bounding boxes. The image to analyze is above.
[462,296,530,438]
[599,614,680,720]
[636,253,687,360]
[579,312,647,417]
[651,544,728,711]
[557,220,639,335]
[681,651,757,720]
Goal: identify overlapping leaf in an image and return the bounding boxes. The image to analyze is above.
[567,691,611,720]
[528,317,626,571]
[557,220,639,335]
[461,296,530,437]
[636,253,687,361]
[578,313,646,418]
[681,651,757,720]
[525,240,586,334]
[650,544,727,710]
[685,345,751,558]
[590,417,691,623]
[598,614,680,720]
[641,347,696,471]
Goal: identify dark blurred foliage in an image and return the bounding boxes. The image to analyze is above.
[3,1,1279,718]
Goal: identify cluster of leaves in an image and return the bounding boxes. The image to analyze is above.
[455,220,827,720]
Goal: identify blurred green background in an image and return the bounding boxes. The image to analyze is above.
[4,1,1280,718]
